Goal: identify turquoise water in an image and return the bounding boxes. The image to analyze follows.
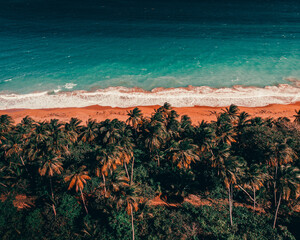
[0,0,299,94]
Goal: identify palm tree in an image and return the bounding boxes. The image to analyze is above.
[31,121,49,142]
[144,119,167,166]
[0,115,14,144]
[0,114,14,133]
[15,116,35,139]
[212,113,236,146]
[250,117,265,126]
[180,115,195,138]
[118,125,135,184]
[126,107,142,132]
[39,157,63,177]
[64,165,91,214]
[47,119,70,156]
[293,110,300,124]
[25,121,50,164]
[39,156,63,216]
[236,111,250,131]
[80,119,98,143]
[238,164,269,210]
[155,102,172,122]
[222,104,239,122]
[221,156,245,226]
[167,139,199,169]
[112,177,140,240]
[194,122,215,153]
[209,143,245,226]
[273,164,300,229]
[268,139,297,206]
[4,135,29,174]
[64,117,82,143]
[165,110,180,140]
[96,145,122,194]
[98,119,122,145]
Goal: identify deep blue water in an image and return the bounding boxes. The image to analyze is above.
[0,0,299,94]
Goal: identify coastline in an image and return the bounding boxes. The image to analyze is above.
[1,102,300,124]
[1,84,300,110]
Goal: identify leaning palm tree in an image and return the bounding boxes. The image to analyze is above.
[111,176,141,240]
[209,143,245,226]
[238,164,269,211]
[39,156,63,216]
[273,164,300,229]
[64,165,91,214]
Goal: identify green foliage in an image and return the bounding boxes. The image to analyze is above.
[107,210,132,240]
[0,199,23,240]
[25,209,44,233]
[0,105,299,239]
[57,193,82,225]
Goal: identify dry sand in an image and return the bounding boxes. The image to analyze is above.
[1,102,300,124]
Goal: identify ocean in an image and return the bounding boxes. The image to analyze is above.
[0,0,299,109]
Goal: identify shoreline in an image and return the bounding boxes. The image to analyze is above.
[1,102,299,124]
[1,83,300,110]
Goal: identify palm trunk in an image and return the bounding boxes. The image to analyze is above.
[273,193,282,229]
[124,162,130,180]
[20,156,31,178]
[50,178,54,200]
[228,185,233,226]
[238,184,254,202]
[20,156,26,166]
[253,187,256,211]
[130,157,135,185]
[102,173,107,194]
[80,188,89,214]
[131,205,135,240]
[49,178,56,216]
[274,165,278,207]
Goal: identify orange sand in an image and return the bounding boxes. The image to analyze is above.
[1,102,300,124]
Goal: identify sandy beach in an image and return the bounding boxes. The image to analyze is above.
[1,102,300,124]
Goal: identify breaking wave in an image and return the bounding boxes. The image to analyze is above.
[0,84,300,110]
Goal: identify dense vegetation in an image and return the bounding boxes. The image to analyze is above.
[0,104,299,240]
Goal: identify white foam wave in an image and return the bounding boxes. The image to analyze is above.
[53,88,62,93]
[0,84,299,110]
[64,83,77,89]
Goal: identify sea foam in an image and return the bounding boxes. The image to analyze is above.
[0,84,299,110]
